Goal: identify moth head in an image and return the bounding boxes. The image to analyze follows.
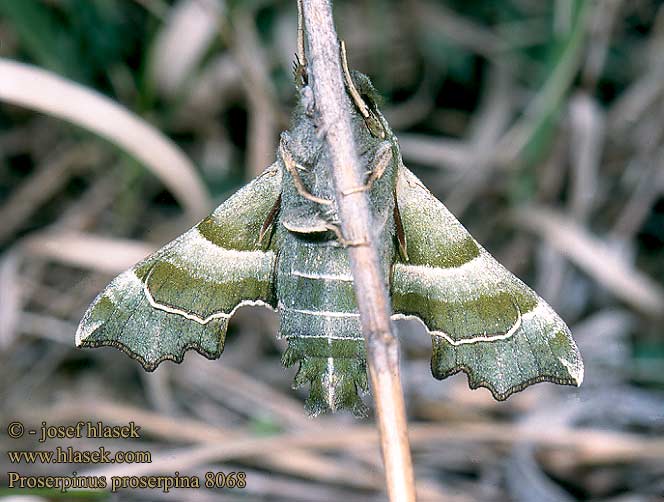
[349,70,386,139]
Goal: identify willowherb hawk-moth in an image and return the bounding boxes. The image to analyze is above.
[76,39,583,418]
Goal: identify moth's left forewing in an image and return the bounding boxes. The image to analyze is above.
[392,165,583,399]
[76,164,282,370]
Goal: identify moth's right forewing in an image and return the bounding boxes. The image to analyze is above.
[76,164,282,370]
[392,165,583,400]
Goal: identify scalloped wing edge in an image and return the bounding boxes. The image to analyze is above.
[75,267,276,372]
[392,297,584,401]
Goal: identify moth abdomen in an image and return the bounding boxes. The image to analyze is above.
[276,233,371,415]
[282,336,368,417]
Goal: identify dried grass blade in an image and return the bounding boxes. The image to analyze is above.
[21,231,156,274]
[0,58,210,220]
[149,0,221,98]
[513,206,664,317]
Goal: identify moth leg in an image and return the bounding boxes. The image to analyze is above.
[296,0,307,71]
[258,193,282,246]
[293,5,313,111]
[342,142,392,195]
[292,55,307,89]
[325,223,368,247]
[340,40,371,120]
[279,136,332,206]
[293,0,309,89]
[393,191,409,261]
[340,40,385,139]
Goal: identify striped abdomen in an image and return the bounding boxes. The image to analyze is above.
[276,233,369,416]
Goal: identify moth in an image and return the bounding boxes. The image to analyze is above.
[76,40,583,417]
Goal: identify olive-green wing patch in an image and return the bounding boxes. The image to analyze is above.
[392,165,583,399]
[76,164,282,370]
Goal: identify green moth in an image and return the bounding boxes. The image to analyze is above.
[76,48,583,417]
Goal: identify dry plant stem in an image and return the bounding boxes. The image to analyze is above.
[78,421,664,480]
[300,2,416,501]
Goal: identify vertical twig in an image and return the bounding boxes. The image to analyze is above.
[299,1,416,501]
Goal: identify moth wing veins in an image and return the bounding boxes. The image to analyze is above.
[391,165,584,400]
[76,163,283,370]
